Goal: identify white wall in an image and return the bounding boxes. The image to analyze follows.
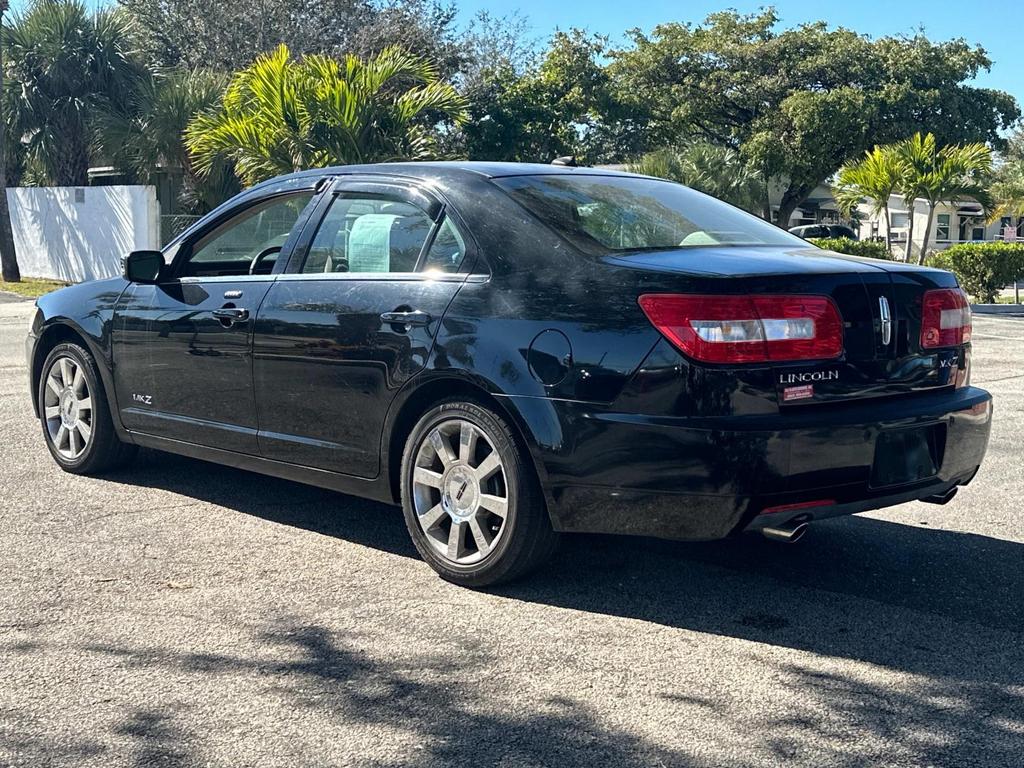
[7,185,160,283]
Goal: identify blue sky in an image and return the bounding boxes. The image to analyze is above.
[455,0,1022,104]
[8,0,1021,104]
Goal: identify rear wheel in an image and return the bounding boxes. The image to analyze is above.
[38,342,137,474]
[400,401,559,587]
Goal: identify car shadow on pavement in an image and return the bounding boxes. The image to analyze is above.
[112,450,1024,663]
[111,448,1024,668]
[106,448,420,559]
[86,449,1024,765]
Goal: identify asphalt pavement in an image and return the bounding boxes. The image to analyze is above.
[1,295,1022,767]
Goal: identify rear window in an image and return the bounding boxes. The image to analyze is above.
[494,174,805,255]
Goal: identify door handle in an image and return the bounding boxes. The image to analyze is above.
[213,307,250,324]
[380,310,432,328]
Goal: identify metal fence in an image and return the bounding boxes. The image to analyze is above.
[160,214,202,246]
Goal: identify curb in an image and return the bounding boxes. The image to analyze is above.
[972,304,1024,317]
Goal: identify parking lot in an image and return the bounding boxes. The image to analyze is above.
[1,295,1022,767]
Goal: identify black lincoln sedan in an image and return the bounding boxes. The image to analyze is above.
[26,162,992,586]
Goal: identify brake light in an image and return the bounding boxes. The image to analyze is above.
[638,294,843,363]
[921,289,971,349]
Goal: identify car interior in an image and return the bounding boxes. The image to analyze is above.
[171,186,469,281]
[302,197,434,274]
[177,193,316,279]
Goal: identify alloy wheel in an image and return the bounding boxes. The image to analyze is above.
[43,355,93,460]
[411,418,509,566]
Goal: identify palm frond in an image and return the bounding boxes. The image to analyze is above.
[185,43,468,186]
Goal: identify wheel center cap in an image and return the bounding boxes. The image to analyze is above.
[442,466,479,518]
[59,389,78,426]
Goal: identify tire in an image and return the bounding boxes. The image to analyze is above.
[37,342,137,475]
[400,400,559,587]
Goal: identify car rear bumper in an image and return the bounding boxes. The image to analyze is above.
[531,386,992,540]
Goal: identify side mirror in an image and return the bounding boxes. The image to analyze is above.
[123,250,163,283]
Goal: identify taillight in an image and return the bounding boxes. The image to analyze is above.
[638,294,844,364]
[921,288,971,349]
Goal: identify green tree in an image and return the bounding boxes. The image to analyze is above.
[0,0,19,282]
[990,131,1024,223]
[608,10,1018,227]
[628,144,765,213]
[185,44,468,186]
[458,29,627,164]
[833,145,902,251]
[119,0,464,75]
[5,0,142,186]
[93,68,237,212]
[991,168,1024,222]
[894,132,993,263]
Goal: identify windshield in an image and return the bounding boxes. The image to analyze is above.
[494,174,806,255]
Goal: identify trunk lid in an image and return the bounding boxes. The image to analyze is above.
[608,246,966,407]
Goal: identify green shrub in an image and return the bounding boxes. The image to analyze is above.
[808,237,894,260]
[928,242,1024,303]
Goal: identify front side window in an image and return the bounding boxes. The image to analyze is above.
[494,174,806,255]
[181,193,314,277]
[302,195,436,274]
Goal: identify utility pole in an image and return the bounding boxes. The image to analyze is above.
[0,0,20,283]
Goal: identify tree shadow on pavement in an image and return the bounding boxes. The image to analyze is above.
[83,622,694,768]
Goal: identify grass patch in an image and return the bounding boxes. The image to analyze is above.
[0,277,68,299]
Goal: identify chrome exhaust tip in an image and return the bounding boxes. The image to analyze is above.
[761,520,809,544]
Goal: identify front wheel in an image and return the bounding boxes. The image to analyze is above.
[400,401,559,587]
[38,342,137,474]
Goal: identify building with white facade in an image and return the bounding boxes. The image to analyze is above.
[853,195,1021,261]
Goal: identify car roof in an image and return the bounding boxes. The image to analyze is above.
[253,161,638,190]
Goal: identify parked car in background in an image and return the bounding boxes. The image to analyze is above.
[789,224,858,240]
[26,163,991,587]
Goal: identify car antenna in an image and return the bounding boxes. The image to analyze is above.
[551,156,577,167]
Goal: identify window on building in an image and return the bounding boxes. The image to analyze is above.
[891,212,910,229]
[935,214,950,242]
[972,225,986,241]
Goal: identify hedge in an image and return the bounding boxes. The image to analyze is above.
[928,242,1024,303]
[807,237,893,260]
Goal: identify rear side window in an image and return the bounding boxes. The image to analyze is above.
[495,174,804,255]
[302,195,435,274]
[422,218,466,273]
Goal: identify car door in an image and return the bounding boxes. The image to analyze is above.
[113,186,322,454]
[251,178,473,478]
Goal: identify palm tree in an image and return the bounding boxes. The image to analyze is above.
[94,69,225,183]
[629,144,765,214]
[833,145,901,253]
[93,68,236,213]
[186,44,469,186]
[5,0,141,186]
[894,132,993,264]
[0,0,20,282]
[990,164,1024,226]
